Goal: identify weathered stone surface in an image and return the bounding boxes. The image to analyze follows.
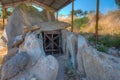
[7,35,24,48]
[8,33,59,80]
[19,33,45,66]
[61,29,71,54]
[29,55,59,80]
[2,47,18,64]
[2,4,55,42]
[62,30,78,69]
[77,35,120,80]
[107,47,119,57]
[36,21,70,31]
[84,47,120,80]
[9,55,58,80]
[1,52,29,80]
[77,35,88,76]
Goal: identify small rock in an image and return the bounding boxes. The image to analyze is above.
[107,48,118,56]
[31,77,37,80]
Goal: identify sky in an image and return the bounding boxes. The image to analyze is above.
[59,0,117,15]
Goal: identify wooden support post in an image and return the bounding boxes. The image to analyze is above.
[71,0,74,32]
[95,0,99,44]
[56,11,58,21]
[2,5,5,29]
[46,10,52,22]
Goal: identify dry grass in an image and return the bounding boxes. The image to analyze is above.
[81,10,120,36]
[0,19,7,64]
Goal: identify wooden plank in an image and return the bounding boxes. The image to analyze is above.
[43,30,62,54]
[46,10,52,22]
[45,49,59,51]
[44,30,60,34]
[3,0,28,8]
[32,0,55,12]
[24,26,40,33]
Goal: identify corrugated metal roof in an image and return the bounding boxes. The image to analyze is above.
[0,0,73,11]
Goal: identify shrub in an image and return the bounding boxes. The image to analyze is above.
[73,17,89,29]
[96,44,107,52]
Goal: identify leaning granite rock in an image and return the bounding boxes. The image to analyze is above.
[19,32,45,66]
[76,35,120,80]
[29,55,59,80]
[1,52,29,80]
[77,35,88,76]
[2,3,55,42]
[9,33,59,80]
[62,29,78,69]
[9,55,59,80]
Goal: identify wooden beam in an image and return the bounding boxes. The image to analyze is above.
[49,0,56,6]
[3,0,28,8]
[95,0,99,44]
[71,0,74,32]
[56,0,72,11]
[46,10,52,22]
[32,0,56,12]
[56,11,58,21]
[2,5,5,28]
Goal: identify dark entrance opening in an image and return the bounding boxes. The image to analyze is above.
[42,30,62,54]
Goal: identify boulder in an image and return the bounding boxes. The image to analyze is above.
[19,32,45,66]
[66,32,78,69]
[77,35,120,80]
[29,55,59,80]
[10,32,59,80]
[2,3,55,42]
[9,55,58,80]
[77,35,88,76]
[1,52,29,80]
[62,30,78,69]
[82,47,120,80]
[2,47,18,64]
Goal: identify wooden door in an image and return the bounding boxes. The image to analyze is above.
[43,30,61,54]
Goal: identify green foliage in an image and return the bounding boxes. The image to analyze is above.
[7,11,12,16]
[73,17,89,29]
[71,9,83,17]
[98,35,120,47]
[88,35,120,48]
[70,9,88,17]
[96,45,106,52]
[115,0,120,9]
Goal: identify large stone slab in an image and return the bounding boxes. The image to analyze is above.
[62,30,78,69]
[2,4,55,42]
[9,32,59,80]
[76,35,120,80]
[19,32,45,66]
[1,52,29,80]
[82,47,120,80]
[77,35,88,76]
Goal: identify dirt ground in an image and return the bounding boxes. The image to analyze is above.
[0,29,7,64]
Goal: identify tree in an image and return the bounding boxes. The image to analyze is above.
[83,11,88,15]
[71,9,83,17]
[115,0,120,9]
[70,9,88,17]
[89,10,95,14]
